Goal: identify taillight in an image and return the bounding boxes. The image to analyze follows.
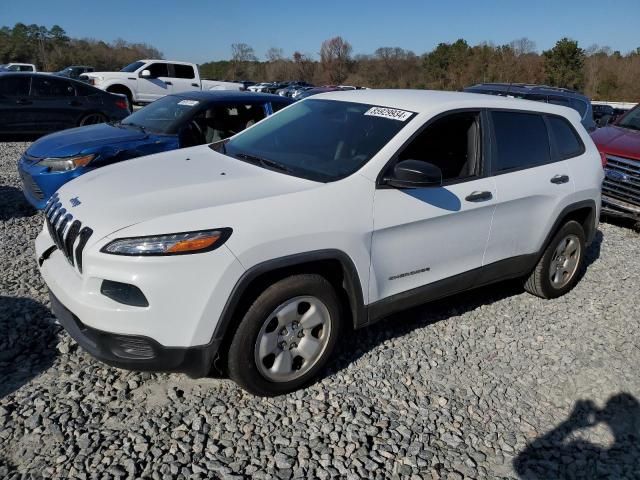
[115,99,128,110]
[600,152,608,168]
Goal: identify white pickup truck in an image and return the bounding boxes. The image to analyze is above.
[81,59,242,105]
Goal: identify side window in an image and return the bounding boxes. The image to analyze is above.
[75,83,96,97]
[0,76,30,96]
[172,64,195,79]
[491,111,550,172]
[397,111,481,181]
[30,77,75,97]
[547,116,585,159]
[271,101,288,113]
[203,103,266,143]
[147,63,169,78]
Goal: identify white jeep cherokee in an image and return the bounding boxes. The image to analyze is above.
[36,90,603,396]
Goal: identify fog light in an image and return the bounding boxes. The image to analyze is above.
[101,280,149,307]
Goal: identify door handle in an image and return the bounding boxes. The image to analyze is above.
[68,100,82,106]
[16,98,31,105]
[465,191,493,202]
[165,81,173,85]
[550,174,570,184]
[191,83,198,87]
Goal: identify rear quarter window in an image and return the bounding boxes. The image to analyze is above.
[491,111,551,172]
[547,116,585,159]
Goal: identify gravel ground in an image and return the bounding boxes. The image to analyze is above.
[1,140,640,479]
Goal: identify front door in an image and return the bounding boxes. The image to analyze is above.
[370,110,496,303]
[137,62,172,102]
[0,75,32,132]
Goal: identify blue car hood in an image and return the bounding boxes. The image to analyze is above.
[27,123,148,158]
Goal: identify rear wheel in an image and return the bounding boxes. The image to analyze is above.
[227,274,342,396]
[79,112,107,126]
[524,220,586,299]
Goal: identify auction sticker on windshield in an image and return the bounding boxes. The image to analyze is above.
[364,106,413,121]
[178,100,199,107]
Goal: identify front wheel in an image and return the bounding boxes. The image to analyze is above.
[524,220,586,299]
[227,274,342,396]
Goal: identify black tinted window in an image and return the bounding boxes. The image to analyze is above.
[75,83,97,97]
[172,64,195,79]
[547,116,584,159]
[271,101,289,112]
[30,77,75,97]
[491,111,550,171]
[0,76,30,96]
[148,63,169,78]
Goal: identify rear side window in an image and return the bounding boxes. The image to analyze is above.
[30,77,75,97]
[547,116,584,159]
[172,64,195,79]
[569,98,587,117]
[0,76,30,96]
[491,111,550,172]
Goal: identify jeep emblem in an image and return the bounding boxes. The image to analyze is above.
[69,197,82,207]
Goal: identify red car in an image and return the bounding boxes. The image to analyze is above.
[591,104,640,222]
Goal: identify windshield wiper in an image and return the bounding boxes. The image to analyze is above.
[234,153,292,173]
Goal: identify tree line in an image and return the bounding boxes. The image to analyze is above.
[0,23,162,72]
[1,23,638,101]
[201,37,640,101]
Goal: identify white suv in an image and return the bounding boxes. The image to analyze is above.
[36,90,603,395]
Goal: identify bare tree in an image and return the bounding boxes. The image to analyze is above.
[510,37,537,56]
[266,47,284,62]
[320,36,352,84]
[230,43,257,79]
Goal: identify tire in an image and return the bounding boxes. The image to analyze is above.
[79,112,107,126]
[524,220,586,299]
[227,274,342,396]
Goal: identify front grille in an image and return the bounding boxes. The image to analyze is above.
[19,169,44,200]
[603,155,640,206]
[44,193,93,273]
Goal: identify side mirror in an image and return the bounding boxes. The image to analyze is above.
[384,159,442,189]
[140,69,151,79]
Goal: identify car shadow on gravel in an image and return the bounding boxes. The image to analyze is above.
[324,229,604,381]
[0,296,60,399]
[0,186,37,221]
[513,393,640,479]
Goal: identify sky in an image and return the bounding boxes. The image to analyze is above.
[2,0,639,63]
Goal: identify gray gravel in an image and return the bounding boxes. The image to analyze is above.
[1,140,640,479]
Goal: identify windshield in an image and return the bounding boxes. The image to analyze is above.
[221,99,415,182]
[120,61,145,73]
[617,106,640,131]
[121,95,200,134]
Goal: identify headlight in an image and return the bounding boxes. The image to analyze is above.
[38,154,95,172]
[101,228,232,256]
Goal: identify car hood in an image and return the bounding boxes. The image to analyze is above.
[84,71,131,79]
[26,123,148,158]
[54,145,319,241]
[591,125,640,161]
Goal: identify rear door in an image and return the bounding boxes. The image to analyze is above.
[29,76,83,131]
[137,62,171,102]
[484,110,574,265]
[0,75,31,132]
[169,63,199,93]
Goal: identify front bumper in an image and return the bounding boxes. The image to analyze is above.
[601,194,640,220]
[49,291,218,377]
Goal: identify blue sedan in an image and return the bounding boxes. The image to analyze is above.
[18,91,292,209]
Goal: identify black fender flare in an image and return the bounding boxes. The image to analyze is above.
[211,249,367,345]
